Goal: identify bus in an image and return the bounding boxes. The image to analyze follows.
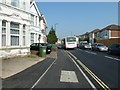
[62,36,77,49]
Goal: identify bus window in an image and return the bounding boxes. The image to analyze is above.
[67,37,76,42]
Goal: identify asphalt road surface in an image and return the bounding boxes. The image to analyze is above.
[69,48,120,89]
[2,49,120,89]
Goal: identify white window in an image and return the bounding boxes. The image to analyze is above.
[10,22,19,46]
[36,16,37,26]
[11,36,19,46]
[31,33,34,44]
[11,0,19,7]
[2,0,6,3]
[23,25,26,46]
[0,6,2,11]
[31,14,34,26]
[23,1,26,10]
[2,20,6,46]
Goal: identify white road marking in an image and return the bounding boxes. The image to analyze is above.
[105,56,120,61]
[85,51,97,55]
[78,49,83,51]
[64,50,96,89]
[60,70,79,83]
[30,58,57,90]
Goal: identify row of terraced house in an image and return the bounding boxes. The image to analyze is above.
[78,24,120,46]
[0,0,47,59]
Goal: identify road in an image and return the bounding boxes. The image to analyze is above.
[69,48,120,89]
[2,49,120,89]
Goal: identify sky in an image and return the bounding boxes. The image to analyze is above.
[36,2,118,39]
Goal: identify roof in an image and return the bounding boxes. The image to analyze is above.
[41,14,47,24]
[101,24,120,31]
[30,0,41,17]
[90,29,100,33]
[30,0,34,4]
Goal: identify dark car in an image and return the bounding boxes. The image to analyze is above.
[108,44,120,55]
[30,43,52,54]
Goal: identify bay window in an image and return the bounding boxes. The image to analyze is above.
[10,22,19,46]
[11,0,19,7]
[23,25,26,46]
[2,20,6,46]
[31,33,34,44]
[31,14,34,26]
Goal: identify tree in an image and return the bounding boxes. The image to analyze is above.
[47,26,58,44]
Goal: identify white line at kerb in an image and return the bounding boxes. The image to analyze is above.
[64,50,96,89]
[105,56,120,61]
[30,58,57,89]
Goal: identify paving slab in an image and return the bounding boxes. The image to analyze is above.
[2,51,57,79]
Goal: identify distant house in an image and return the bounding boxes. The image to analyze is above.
[77,24,120,46]
[89,29,100,43]
[79,32,89,41]
[96,24,120,40]
[95,24,120,46]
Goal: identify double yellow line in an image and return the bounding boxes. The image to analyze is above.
[66,50,110,90]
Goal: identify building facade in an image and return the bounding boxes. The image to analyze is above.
[40,14,47,43]
[89,29,100,43]
[30,0,42,44]
[96,25,120,40]
[0,0,47,59]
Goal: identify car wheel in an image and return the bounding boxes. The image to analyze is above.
[98,48,101,52]
[108,50,112,54]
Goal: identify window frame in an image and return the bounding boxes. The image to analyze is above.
[10,22,20,46]
[2,20,6,47]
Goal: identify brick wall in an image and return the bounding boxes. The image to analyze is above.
[96,38,120,46]
[111,30,120,37]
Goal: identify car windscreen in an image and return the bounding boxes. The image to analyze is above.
[67,37,76,42]
[98,44,105,47]
[31,43,39,46]
[82,43,89,45]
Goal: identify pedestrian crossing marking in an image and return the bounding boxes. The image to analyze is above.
[60,70,79,83]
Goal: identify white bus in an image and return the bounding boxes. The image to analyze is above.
[62,36,77,49]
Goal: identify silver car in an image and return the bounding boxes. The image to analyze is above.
[79,42,91,49]
[92,43,108,51]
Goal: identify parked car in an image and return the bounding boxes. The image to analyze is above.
[30,43,52,54]
[57,44,63,49]
[79,42,91,49]
[91,43,108,51]
[108,44,120,55]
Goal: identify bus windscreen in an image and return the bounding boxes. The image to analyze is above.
[67,37,76,42]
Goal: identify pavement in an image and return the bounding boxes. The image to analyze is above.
[2,49,93,89]
[2,51,57,79]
